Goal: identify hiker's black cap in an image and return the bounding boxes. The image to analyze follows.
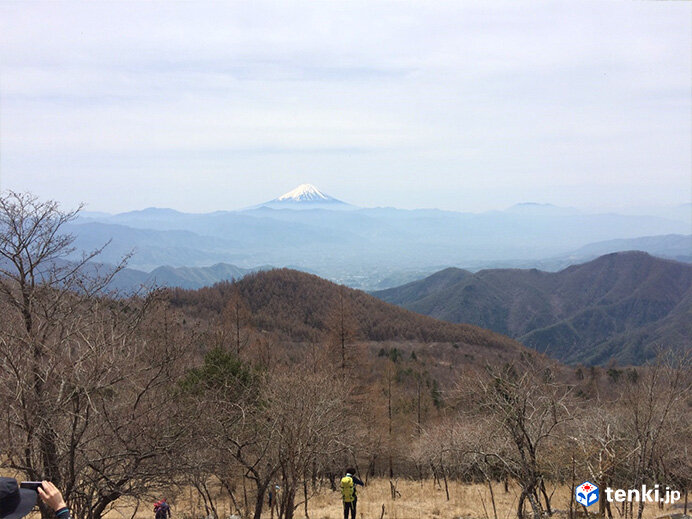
[0,478,38,519]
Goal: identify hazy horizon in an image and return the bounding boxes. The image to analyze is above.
[1,1,690,214]
[71,183,691,218]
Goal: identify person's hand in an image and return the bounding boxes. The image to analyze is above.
[38,481,67,512]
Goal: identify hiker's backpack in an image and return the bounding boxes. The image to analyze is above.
[153,501,162,513]
[340,476,355,503]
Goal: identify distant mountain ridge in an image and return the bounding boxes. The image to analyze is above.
[565,234,691,264]
[373,252,692,365]
[71,189,689,290]
[106,263,265,292]
[505,202,581,216]
[66,221,242,271]
[73,203,689,273]
[469,234,691,274]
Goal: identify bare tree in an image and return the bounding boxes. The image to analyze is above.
[181,345,279,519]
[570,405,626,519]
[383,359,396,481]
[0,191,120,488]
[182,344,349,519]
[619,352,691,519]
[0,192,188,519]
[221,287,252,356]
[326,286,359,376]
[460,361,574,519]
[267,366,348,519]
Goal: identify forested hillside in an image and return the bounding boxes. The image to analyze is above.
[167,268,523,351]
[375,252,692,365]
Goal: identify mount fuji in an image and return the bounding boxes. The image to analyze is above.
[258,184,352,210]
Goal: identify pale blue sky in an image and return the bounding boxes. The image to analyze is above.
[0,1,690,214]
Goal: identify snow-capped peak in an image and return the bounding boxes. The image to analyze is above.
[252,183,351,210]
[277,184,331,202]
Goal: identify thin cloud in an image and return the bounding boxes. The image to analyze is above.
[0,1,689,213]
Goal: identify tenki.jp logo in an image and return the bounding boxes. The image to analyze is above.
[576,481,682,506]
[576,482,599,506]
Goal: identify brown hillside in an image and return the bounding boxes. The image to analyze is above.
[167,268,527,357]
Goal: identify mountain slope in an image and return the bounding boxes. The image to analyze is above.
[374,252,692,365]
[167,268,530,363]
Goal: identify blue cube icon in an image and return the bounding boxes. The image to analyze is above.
[575,481,599,506]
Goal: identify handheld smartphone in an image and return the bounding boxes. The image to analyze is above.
[20,482,43,491]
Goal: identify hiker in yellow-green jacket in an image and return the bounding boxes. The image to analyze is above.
[340,468,364,519]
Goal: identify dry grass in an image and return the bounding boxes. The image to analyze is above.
[308,479,557,519]
[181,479,683,519]
[57,479,683,519]
[305,479,685,519]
